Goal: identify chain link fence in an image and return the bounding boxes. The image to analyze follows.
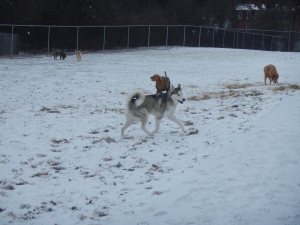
[1,24,300,56]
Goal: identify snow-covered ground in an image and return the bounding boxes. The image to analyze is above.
[0,47,300,225]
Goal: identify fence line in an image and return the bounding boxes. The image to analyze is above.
[0,24,300,56]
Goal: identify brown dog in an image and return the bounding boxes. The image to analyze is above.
[75,50,82,61]
[53,49,66,60]
[150,71,171,93]
[264,64,279,84]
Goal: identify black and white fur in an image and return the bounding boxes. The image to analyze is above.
[121,84,186,137]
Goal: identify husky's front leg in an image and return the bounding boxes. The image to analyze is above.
[167,115,186,133]
[141,116,153,136]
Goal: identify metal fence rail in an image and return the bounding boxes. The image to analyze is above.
[0,24,300,56]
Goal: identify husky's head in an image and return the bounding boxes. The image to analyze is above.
[171,84,185,104]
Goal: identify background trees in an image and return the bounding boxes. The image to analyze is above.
[1,0,299,30]
[0,0,299,52]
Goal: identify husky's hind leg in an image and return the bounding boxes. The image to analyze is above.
[121,117,135,137]
[167,115,186,133]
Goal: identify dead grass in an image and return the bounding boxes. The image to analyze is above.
[2,184,14,190]
[92,136,115,144]
[40,107,60,113]
[225,83,256,89]
[51,138,69,144]
[152,190,164,195]
[31,172,49,177]
[184,120,194,126]
[187,94,212,101]
[273,84,300,91]
[103,157,113,161]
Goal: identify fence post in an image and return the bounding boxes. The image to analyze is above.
[47,26,50,56]
[183,26,186,46]
[252,33,254,50]
[166,26,168,49]
[233,32,235,48]
[271,36,273,51]
[10,25,14,57]
[223,29,225,48]
[212,28,214,47]
[288,31,291,52]
[242,32,244,49]
[199,27,201,47]
[236,31,239,49]
[127,26,130,50]
[262,31,264,50]
[102,26,106,51]
[148,26,150,49]
[76,26,79,50]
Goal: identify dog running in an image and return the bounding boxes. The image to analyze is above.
[75,50,82,61]
[121,84,186,137]
[52,49,66,60]
[264,64,279,84]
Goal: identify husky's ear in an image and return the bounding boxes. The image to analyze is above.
[164,71,168,78]
[177,84,181,90]
[170,85,174,92]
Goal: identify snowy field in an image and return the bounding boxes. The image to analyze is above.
[0,47,300,225]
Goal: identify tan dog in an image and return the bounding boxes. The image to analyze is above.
[150,71,171,93]
[52,49,66,60]
[264,64,279,84]
[75,50,82,61]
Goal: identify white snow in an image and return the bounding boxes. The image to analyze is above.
[0,47,300,225]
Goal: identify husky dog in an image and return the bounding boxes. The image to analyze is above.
[121,84,186,137]
[52,49,66,60]
[75,50,82,61]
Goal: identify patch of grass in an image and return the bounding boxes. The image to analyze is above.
[273,84,300,92]
[273,86,286,91]
[51,138,69,144]
[52,166,66,171]
[92,136,115,144]
[289,84,300,90]
[152,190,164,195]
[2,184,14,190]
[31,172,49,177]
[40,107,60,113]
[228,90,238,96]
[47,160,60,166]
[50,149,62,152]
[225,83,254,89]
[184,120,194,126]
[103,157,113,161]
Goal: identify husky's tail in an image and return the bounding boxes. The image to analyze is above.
[126,89,145,107]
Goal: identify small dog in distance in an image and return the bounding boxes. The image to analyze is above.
[52,49,66,60]
[75,50,82,61]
